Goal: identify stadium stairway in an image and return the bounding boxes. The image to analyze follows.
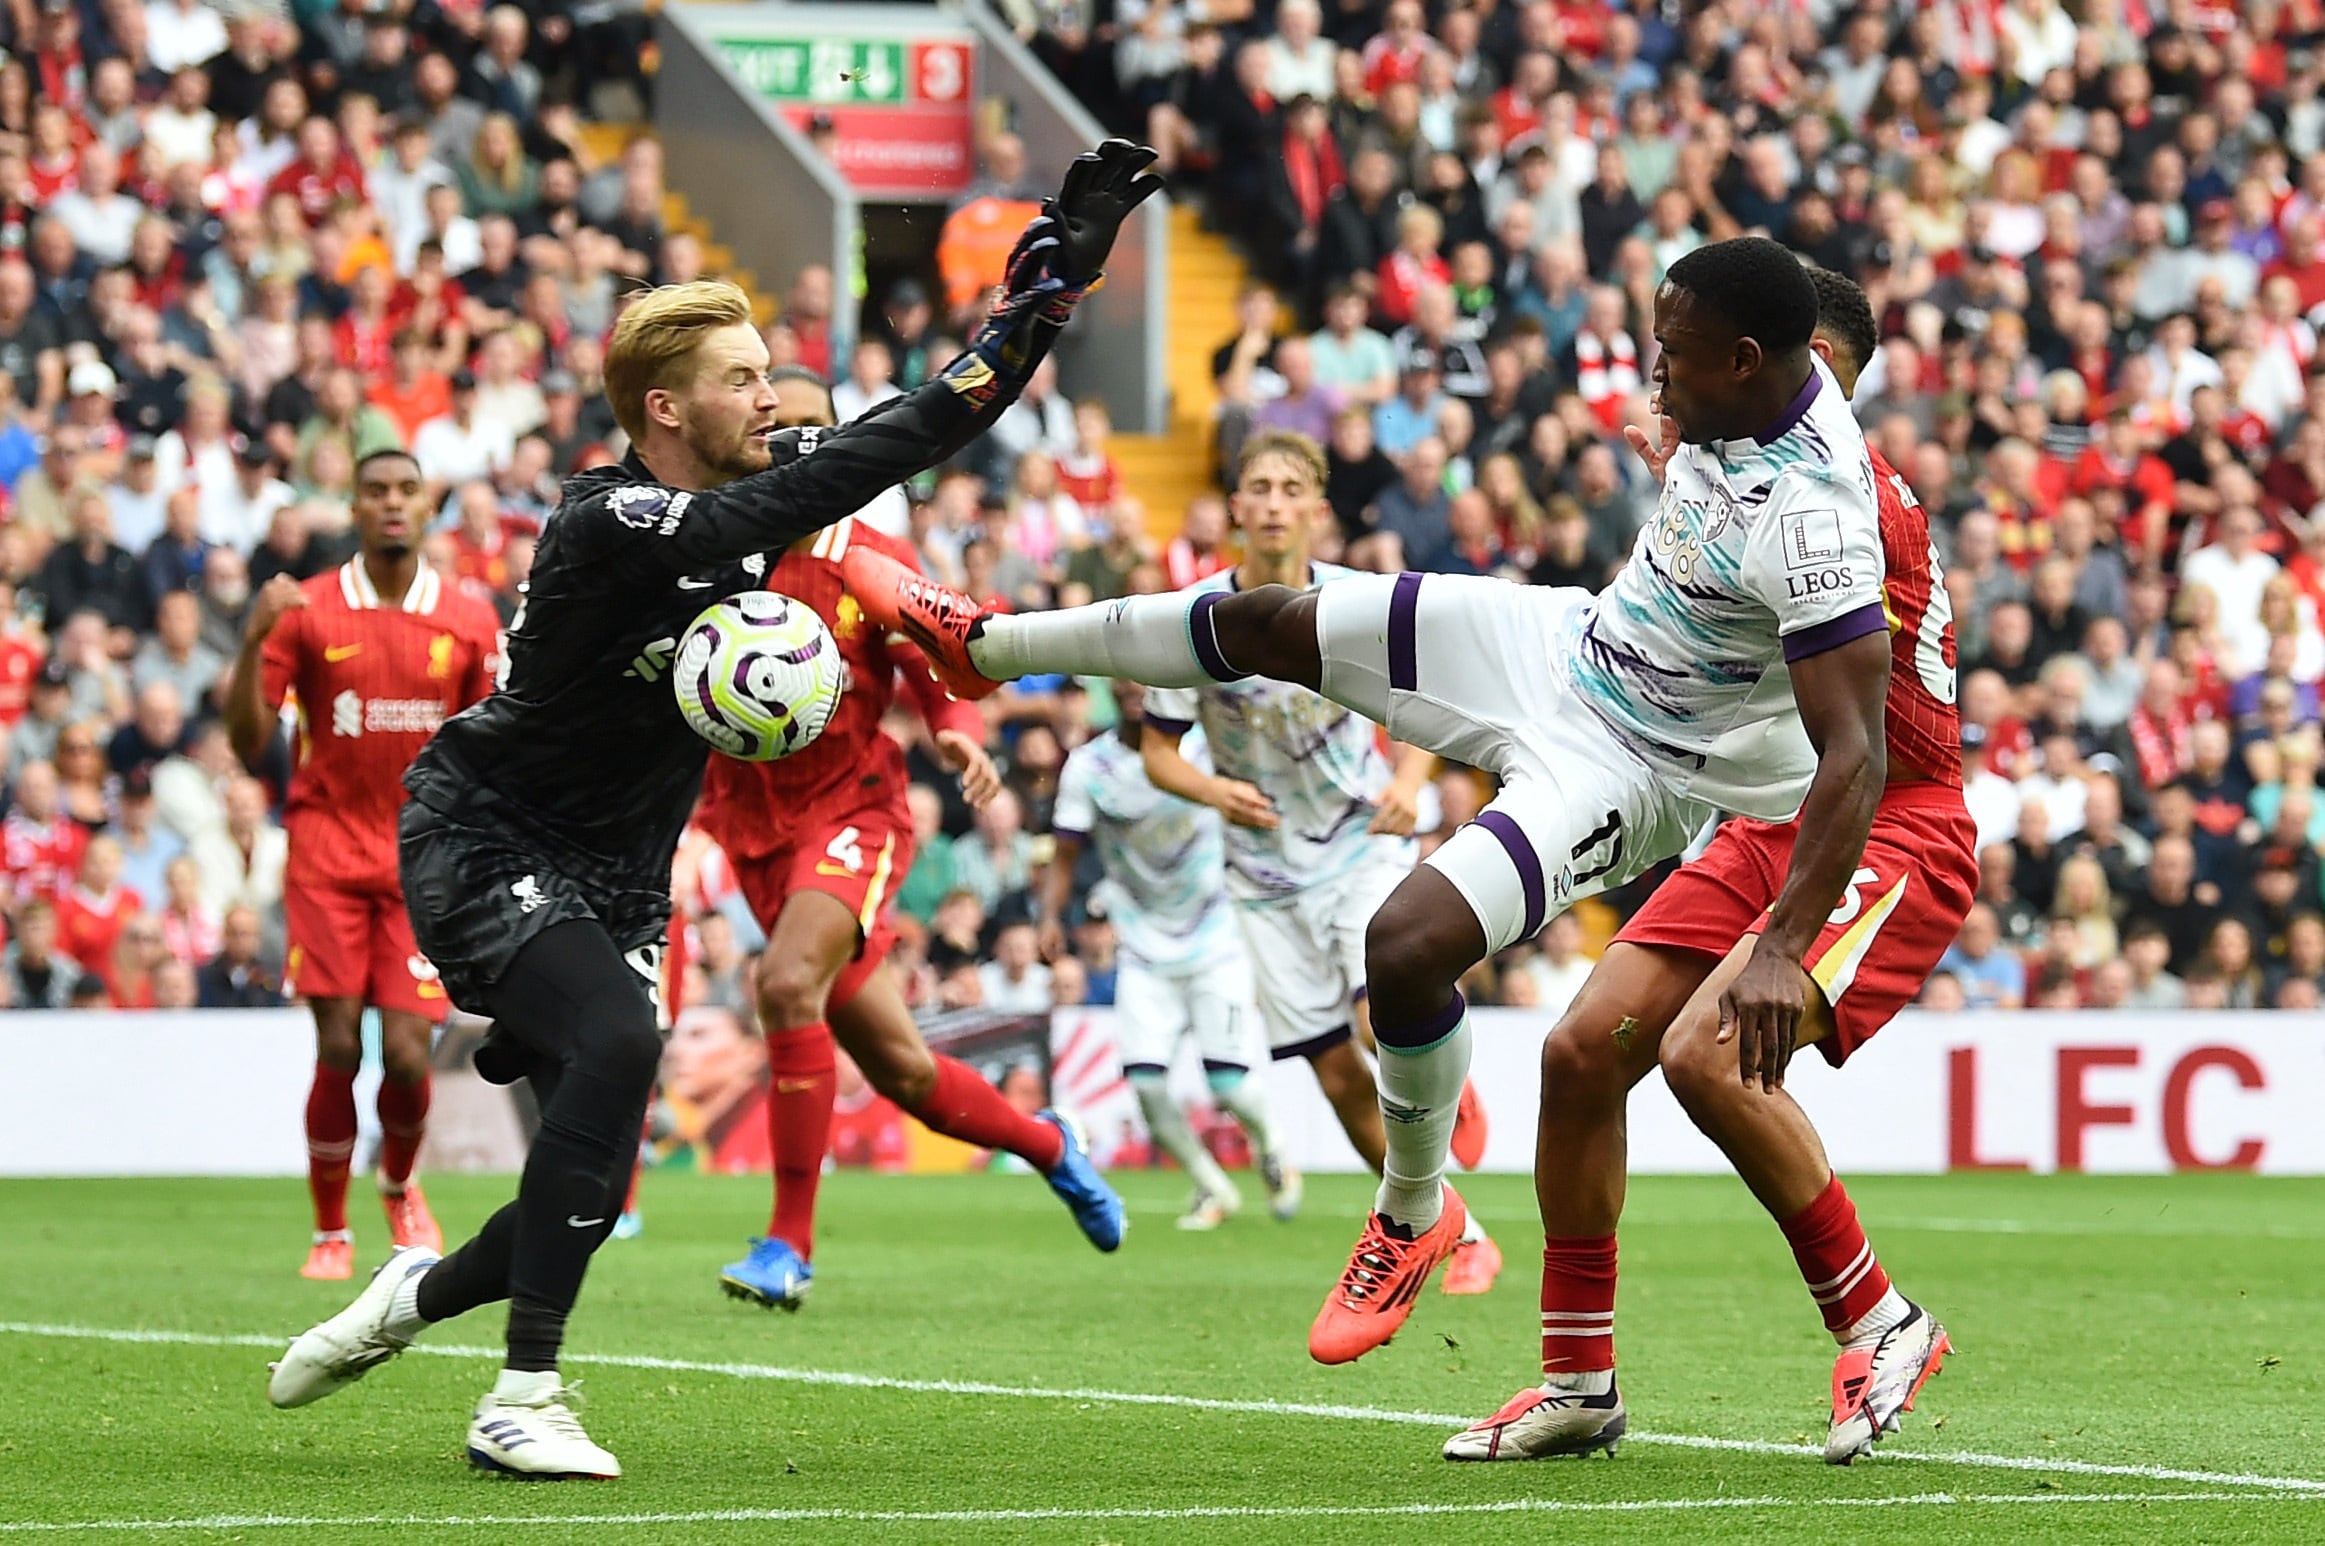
[1108,200,1251,536]
[574,120,778,328]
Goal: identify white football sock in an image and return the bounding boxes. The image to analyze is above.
[491,1368,561,1404]
[383,1256,435,1340]
[1130,1073,1235,1198]
[1541,1369,1615,1396]
[1458,1211,1487,1246]
[1841,1284,1913,1347]
[1207,1068,1277,1160]
[1373,1011,1472,1233]
[970,593,1234,687]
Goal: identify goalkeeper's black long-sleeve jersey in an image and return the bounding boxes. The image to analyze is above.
[404,366,1011,893]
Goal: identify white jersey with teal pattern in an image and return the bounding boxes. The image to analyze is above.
[1562,357,1885,821]
[1147,563,1415,901]
[1052,726,1239,971]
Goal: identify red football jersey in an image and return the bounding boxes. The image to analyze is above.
[696,519,983,864]
[1870,448,1963,790]
[2,812,86,908]
[261,560,501,891]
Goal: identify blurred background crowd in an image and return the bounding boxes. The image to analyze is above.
[2,0,2322,1023]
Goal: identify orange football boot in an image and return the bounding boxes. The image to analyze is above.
[1309,1184,1468,1364]
[300,1235,355,1281]
[839,545,1005,701]
[381,1181,444,1254]
[1451,1078,1489,1169]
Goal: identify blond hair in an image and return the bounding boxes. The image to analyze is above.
[605,280,754,446]
[1236,427,1327,494]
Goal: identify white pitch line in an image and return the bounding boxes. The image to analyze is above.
[1885,1215,2325,1241]
[0,1492,2315,1534]
[4,1321,2322,1496]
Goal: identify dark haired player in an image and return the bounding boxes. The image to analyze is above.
[847,236,1894,1374]
[265,142,1160,1480]
[1439,267,1970,1465]
[224,448,502,1281]
[703,367,1125,1315]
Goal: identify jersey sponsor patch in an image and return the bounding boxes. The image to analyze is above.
[1783,508,1845,572]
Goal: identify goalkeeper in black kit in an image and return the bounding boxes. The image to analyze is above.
[265,141,1163,1479]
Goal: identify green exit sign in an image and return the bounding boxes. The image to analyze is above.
[718,38,908,104]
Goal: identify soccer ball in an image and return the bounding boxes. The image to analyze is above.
[672,591,844,761]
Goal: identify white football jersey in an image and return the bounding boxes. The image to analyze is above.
[1563,357,1886,820]
[1052,726,1239,971]
[1147,564,1415,900]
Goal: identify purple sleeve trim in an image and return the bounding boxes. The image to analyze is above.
[1051,826,1090,845]
[1143,713,1196,736]
[1782,601,1887,663]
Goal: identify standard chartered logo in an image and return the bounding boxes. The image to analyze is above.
[333,690,363,737]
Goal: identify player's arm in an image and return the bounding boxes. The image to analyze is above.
[1041,747,1100,962]
[1724,628,1889,1092]
[1140,714,1278,830]
[1369,741,1437,836]
[222,575,309,771]
[887,582,1002,808]
[1037,828,1085,963]
[656,144,1160,570]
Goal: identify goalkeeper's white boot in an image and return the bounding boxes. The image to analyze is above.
[267,1244,439,1408]
[1443,1378,1626,1461]
[468,1370,621,1479]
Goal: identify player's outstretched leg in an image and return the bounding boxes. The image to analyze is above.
[301,999,365,1279]
[1656,950,1947,1465]
[834,967,1125,1251]
[376,1010,442,1255]
[842,545,1328,701]
[1308,867,1484,1365]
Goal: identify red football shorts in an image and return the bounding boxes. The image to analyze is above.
[730,801,916,1012]
[1617,781,1977,1065]
[283,880,450,1021]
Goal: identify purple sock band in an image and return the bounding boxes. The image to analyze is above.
[1378,990,1468,1052]
[1188,591,1243,682]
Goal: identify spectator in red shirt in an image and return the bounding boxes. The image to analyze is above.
[1055,400,1122,514]
[1361,0,1434,96]
[2,759,87,908]
[55,835,141,972]
[2261,214,2325,311]
[1375,203,1449,326]
[2072,409,2178,564]
[266,116,365,227]
[332,263,396,378]
[1164,493,1235,590]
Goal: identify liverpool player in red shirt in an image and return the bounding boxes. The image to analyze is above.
[704,368,1107,1311]
[224,448,501,1280]
[1447,269,1976,1468]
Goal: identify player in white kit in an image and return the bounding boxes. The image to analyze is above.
[843,237,1895,1365]
[1042,679,1298,1231]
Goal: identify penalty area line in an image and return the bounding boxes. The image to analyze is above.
[3,1320,2322,1496]
[0,1492,2318,1533]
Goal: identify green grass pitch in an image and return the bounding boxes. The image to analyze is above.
[2,1169,2321,1543]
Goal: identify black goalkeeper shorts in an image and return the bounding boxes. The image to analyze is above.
[399,797,672,1017]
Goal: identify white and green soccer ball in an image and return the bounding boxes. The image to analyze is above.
[673,590,844,761]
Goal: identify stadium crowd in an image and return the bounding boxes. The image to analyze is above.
[5,0,2325,1024]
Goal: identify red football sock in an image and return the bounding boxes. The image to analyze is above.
[375,1072,432,1190]
[305,1063,358,1234]
[1540,1235,1618,1374]
[766,1025,837,1258]
[911,1055,1065,1171]
[1781,1173,1892,1338]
